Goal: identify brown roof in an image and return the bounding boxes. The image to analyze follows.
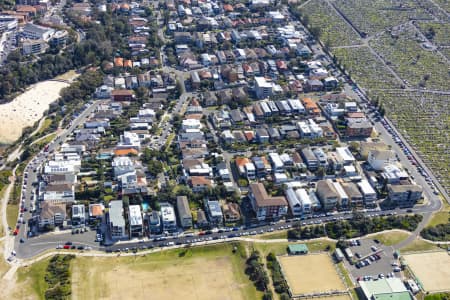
[45,183,72,192]
[190,176,211,186]
[40,202,66,219]
[250,183,287,207]
[114,148,138,156]
[235,157,251,168]
[111,89,134,96]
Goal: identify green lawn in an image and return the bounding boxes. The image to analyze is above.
[425,292,450,300]
[36,118,52,135]
[370,231,410,246]
[253,239,336,257]
[255,231,288,240]
[6,204,18,230]
[400,239,440,253]
[34,133,56,148]
[427,201,450,228]
[16,257,50,300]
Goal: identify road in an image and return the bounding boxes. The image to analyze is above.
[13,100,102,258]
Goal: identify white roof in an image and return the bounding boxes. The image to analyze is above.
[332,182,349,200]
[255,76,272,88]
[160,203,176,223]
[336,147,356,162]
[295,188,312,206]
[129,205,142,226]
[357,180,376,195]
[269,152,284,169]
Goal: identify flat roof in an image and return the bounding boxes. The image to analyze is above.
[360,278,411,300]
[288,244,309,252]
[129,205,142,226]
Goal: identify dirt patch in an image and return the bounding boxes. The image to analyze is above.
[404,251,450,292]
[72,256,247,300]
[278,253,345,296]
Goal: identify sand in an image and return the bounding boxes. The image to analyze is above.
[278,253,346,296]
[0,80,69,144]
[404,251,450,292]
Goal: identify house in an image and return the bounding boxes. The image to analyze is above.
[149,210,161,234]
[255,77,273,99]
[301,148,319,171]
[336,147,356,165]
[305,79,324,92]
[39,202,66,230]
[345,117,373,137]
[256,128,270,143]
[285,188,302,216]
[222,202,241,223]
[205,200,223,225]
[109,200,127,240]
[202,91,218,106]
[368,150,396,171]
[235,157,256,180]
[302,98,321,116]
[387,184,423,207]
[111,89,135,101]
[71,204,85,228]
[268,152,284,173]
[357,180,377,204]
[177,196,193,228]
[42,183,75,203]
[196,209,209,228]
[333,181,349,208]
[341,182,364,207]
[128,205,143,238]
[249,183,288,221]
[316,179,339,211]
[189,176,213,192]
[217,162,231,181]
[160,202,177,232]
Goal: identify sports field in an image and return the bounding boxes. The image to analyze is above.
[71,245,257,300]
[404,251,450,292]
[278,253,346,295]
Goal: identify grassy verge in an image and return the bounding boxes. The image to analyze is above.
[400,239,440,253]
[255,231,288,240]
[369,231,410,246]
[16,257,50,300]
[253,239,336,257]
[6,204,18,230]
[427,201,450,228]
[425,292,450,300]
[337,262,358,299]
[33,133,56,148]
[37,118,52,136]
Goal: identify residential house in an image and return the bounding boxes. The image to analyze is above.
[71,204,85,228]
[176,196,192,228]
[387,184,423,207]
[222,202,241,223]
[316,179,339,211]
[128,205,143,238]
[109,200,127,239]
[38,202,66,230]
[367,150,396,171]
[205,200,223,225]
[341,182,364,207]
[160,202,177,232]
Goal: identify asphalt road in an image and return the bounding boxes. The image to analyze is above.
[14,101,102,258]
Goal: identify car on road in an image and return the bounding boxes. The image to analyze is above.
[63,245,70,249]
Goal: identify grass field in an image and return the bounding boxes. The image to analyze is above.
[36,118,52,136]
[427,201,450,227]
[253,239,336,257]
[71,243,259,300]
[369,231,410,246]
[6,203,18,230]
[254,231,288,240]
[278,253,345,295]
[400,239,440,253]
[404,252,450,292]
[14,257,50,300]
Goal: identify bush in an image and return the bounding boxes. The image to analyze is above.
[421,223,450,241]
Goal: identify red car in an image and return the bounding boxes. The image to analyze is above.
[13,229,19,235]
[63,245,70,249]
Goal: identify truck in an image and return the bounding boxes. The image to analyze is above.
[344,247,354,260]
[334,248,344,262]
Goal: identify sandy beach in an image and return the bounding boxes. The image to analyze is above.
[0,80,69,144]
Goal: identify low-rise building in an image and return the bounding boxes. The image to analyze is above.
[368,149,396,171]
[128,205,143,238]
[316,179,339,211]
[71,204,85,228]
[222,202,241,223]
[38,202,66,230]
[388,184,423,206]
[109,200,127,240]
[249,183,288,221]
[206,200,223,225]
[160,202,177,232]
[357,180,377,204]
[177,196,193,228]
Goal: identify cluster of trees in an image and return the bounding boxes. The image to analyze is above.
[421,222,450,241]
[245,250,270,293]
[44,255,75,300]
[0,170,12,191]
[266,253,290,300]
[287,224,326,240]
[325,212,423,239]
